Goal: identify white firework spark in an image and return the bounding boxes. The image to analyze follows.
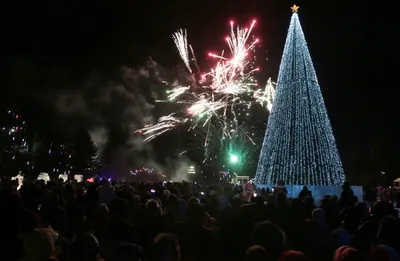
[172,29,192,74]
[136,20,276,155]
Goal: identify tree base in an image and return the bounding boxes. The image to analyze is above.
[256,184,363,204]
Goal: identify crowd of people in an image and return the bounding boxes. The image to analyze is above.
[0,177,400,261]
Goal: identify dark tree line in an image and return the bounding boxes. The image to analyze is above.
[0,108,101,178]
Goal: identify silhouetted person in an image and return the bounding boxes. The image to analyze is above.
[150,233,180,261]
[298,186,312,201]
[252,221,286,260]
[245,245,268,261]
[274,180,288,196]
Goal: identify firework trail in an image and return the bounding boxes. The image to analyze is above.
[136,19,276,156]
[253,78,276,111]
[137,115,188,142]
[172,30,192,74]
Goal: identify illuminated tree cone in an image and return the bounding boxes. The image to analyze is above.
[255,12,345,186]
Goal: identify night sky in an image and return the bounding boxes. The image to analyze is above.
[0,1,383,184]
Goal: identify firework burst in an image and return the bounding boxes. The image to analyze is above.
[136,19,276,158]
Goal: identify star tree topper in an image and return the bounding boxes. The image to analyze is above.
[291,4,300,12]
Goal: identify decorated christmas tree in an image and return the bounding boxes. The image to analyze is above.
[48,142,74,174]
[0,110,32,175]
[255,6,345,186]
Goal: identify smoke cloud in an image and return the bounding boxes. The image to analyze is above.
[45,59,192,179]
[166,156,196,182]
[88,127,108,154]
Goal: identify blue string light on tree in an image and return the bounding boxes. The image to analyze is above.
[255,5,345,186]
